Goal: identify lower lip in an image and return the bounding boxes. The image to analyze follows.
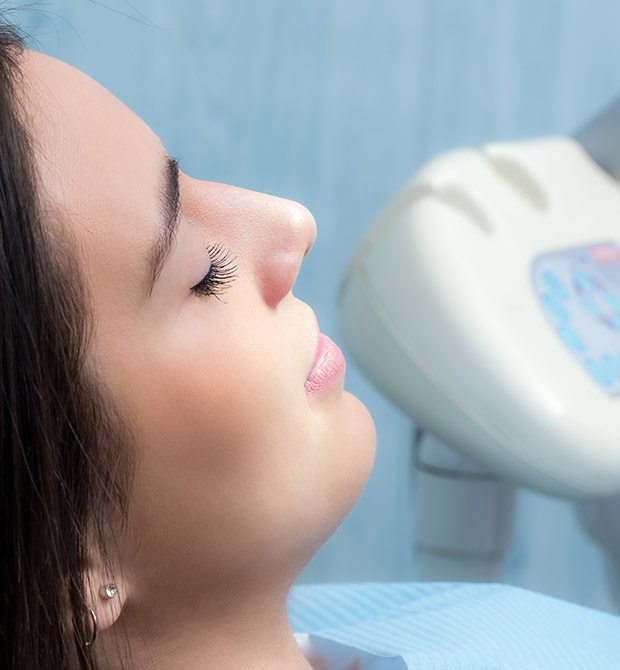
[304,332,346,396]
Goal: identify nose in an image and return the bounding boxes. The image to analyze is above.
[183,177,317,309]
[258,197,317,310]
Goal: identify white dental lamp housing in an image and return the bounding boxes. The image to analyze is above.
[338,135,620,499]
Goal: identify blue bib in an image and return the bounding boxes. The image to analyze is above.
[287,582,620,669]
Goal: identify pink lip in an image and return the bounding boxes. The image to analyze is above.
[304,331,346,396]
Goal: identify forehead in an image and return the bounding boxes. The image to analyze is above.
[18,49,164,311]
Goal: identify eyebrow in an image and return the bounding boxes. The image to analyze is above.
[147,153,181,298]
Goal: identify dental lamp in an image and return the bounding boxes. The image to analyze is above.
[338,96,620,592]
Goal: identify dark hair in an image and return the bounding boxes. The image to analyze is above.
[0,11,135,670]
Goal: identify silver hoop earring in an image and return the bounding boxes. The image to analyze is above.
[85,607,99,647]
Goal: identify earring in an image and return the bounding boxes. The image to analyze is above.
[100,583,118,599]
[85,607,98,647]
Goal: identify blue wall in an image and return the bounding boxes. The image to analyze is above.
[17,0,620,613]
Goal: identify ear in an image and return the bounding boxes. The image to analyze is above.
[82,553,130,635]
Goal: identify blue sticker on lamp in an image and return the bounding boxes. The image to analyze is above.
[532,241,620,397]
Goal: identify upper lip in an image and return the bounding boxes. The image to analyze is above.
[305,309,321,381]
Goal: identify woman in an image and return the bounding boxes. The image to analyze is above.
[10,9,620,669]
[0,13,377,670]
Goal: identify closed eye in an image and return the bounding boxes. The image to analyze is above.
[190,242,239,301]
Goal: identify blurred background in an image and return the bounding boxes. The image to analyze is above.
[13,0,620,614]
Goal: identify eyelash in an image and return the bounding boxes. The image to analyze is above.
[190,242,239,301]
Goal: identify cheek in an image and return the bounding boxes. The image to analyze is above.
[119,315,317,520]
[131,327,293,470]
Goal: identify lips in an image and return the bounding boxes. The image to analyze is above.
[304,331,346,394]
[305,310,321,380]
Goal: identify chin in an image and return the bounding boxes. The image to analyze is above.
[344,389,377,453]
[335,390,377,514]
[292,389,377,570]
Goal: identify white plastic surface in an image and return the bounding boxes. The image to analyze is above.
[338,136,620,497]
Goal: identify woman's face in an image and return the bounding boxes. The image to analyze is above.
[21,50,376,612]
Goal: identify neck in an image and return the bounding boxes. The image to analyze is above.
[98,581,313,670]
